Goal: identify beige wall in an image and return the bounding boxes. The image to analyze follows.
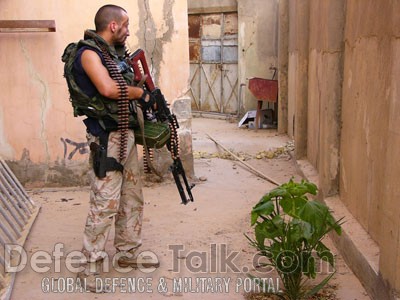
[284,0,400,298]
[340,0,400,295]
[277,0,289,134]
[0,0,189,186]
[238,0,279,112]
[308,0,344,198]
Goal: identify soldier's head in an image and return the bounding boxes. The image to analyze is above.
[94,5,130,45]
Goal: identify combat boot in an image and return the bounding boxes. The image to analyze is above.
[117,250,160,269]
[77,260,108,293]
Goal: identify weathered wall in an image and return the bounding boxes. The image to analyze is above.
[340,0,400,296]
[277,0,289,134]
[287,0,309,157]
[383,34,400,296]
[0,0,190,187]
[340,0,391,246]
[238,0,279,112]
[285,0,400,297]
[308,0,345,198]
[188,0,237,14]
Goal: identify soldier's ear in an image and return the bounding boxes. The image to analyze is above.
[110,21,117,33]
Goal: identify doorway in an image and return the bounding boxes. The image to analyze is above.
[187,12,238,115]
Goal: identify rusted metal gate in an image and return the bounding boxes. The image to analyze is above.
[0,159,40,300]
[188,12,238,114]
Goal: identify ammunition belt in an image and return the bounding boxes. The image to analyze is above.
[168,115,180,160]
[97,45,129,162]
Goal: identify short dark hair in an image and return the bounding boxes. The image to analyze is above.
[94,4,127,32]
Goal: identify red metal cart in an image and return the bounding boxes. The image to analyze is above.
[248,77,278,130]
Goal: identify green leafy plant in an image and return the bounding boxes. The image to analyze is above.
[246,179,343,300]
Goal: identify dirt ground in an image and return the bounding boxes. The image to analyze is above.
[10,117,370,300]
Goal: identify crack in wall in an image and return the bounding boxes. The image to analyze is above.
[161,0,175,43]
[240,21,255,56]
[19,39,50,163]
[142,0,156,56]
[138,0,175,85]
[344,35,379,50]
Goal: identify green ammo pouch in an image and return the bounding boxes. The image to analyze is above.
[134,121,170,149]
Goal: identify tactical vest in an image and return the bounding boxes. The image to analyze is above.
[61,30,137,130]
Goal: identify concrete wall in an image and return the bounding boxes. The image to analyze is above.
[287,0,309,158]
[284,0,400,298]
[238,0,279,112]
[340,1,400,297]
[0,0,190,187]
[277,0,289,134]
[308,0,345,198]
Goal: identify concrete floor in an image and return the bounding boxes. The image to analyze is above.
[7,117,370,300]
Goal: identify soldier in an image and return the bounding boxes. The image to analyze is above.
[62,4,159,292]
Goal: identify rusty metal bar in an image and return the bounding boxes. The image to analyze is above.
[0,20,56,33]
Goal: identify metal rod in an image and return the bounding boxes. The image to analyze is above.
[0,163,32,215]
[0,179,27,221]
[0,205,21,237]
[0,160,34,207]
[0,192,24,229]
[0,222,17,244]
[0,160,34,208]
[206,133,280,186]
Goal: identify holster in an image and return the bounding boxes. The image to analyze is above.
[90,131,123,179]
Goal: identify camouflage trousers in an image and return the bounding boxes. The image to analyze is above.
[83,130,144,262]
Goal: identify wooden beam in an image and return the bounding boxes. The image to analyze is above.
[0,20,56,33]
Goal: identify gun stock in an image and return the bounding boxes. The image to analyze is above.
[127,49,156,92]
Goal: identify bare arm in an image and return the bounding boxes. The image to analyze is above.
[81,49,144,100]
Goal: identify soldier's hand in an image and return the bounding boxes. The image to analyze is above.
[138,90,156,111]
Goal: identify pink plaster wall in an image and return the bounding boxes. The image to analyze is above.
[0,0,189,186]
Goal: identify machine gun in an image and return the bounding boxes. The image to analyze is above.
[126,49,195,205]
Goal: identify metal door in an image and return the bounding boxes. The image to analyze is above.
[187,13,238,114]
